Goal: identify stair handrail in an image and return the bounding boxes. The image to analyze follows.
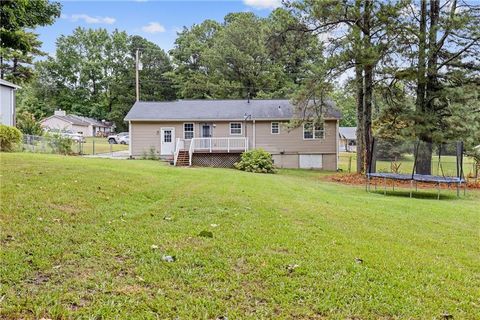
[189,138,195,166]
[174,138,182,166]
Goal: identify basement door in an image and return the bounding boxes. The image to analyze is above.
[160,128,175,155]
[299,154,323,169]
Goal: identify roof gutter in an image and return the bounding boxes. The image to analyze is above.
[125,117,341,122]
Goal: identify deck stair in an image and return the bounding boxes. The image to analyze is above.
[175,150,190,166]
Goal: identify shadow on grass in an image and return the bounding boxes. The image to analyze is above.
[367,188,462,200]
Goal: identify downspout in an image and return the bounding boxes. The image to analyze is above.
[128,121,132,158]
[253,119,256,149]
[12,89,16,127]
[336,120,339,170]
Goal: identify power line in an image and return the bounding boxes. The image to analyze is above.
[120,78,301,91]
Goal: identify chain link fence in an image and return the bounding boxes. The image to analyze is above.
[21,135,128,156]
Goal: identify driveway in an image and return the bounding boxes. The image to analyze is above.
[83,150,130,159]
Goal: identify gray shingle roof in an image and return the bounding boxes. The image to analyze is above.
[124,99,341,121]
[54,115,91,126]
[339,127,357,140]
[43,114,112,127]
[69,115,110,127]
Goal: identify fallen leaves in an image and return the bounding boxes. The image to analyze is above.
[328,173,480,189]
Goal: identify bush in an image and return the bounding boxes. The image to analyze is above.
[16,111,43,136]
[0,125,22,152]
[234,148,276,174]
[46,133,73,155]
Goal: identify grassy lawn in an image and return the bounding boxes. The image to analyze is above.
[80,137,128,155]
[1,153,479,319]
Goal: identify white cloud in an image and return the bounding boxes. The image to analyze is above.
[141,22,166,34]
[243,0,281,9]
[63,14,116,25]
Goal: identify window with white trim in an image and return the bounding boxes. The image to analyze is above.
[184,123,194,139]
[230,122,242,135]
[303,122,325,140]
[271,122,280,134]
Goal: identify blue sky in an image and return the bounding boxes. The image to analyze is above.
[37,0,280,56]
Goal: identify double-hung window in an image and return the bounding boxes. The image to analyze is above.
[303,122,325,140]
[184,123,194,139]
[271,122,280,134]
[230,122,242,135]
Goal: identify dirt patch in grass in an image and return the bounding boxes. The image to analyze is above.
[327,173,480,189]
[49,203,81,214]
[115,284,148,296]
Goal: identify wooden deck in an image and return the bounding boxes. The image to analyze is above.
[192,153,241,168]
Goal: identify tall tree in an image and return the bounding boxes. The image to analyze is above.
[169,9,322,99]
[287,0,406,173]
[395,0,480,173]
[0,0,61,82]
[18,28,175,130]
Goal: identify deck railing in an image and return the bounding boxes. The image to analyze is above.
[174,137,248,166]
[173,138,183,165]
[187,137,248,166]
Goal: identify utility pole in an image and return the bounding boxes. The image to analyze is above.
[135,49,140,101]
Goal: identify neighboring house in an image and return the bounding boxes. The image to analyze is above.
[41,110,114,136]
[339,127,357,152]
[0,79,21,126]
[125,99,341,169]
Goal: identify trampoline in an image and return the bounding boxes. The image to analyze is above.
[366,138,466,199]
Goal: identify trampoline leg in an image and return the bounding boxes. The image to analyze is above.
[410,180,413,198]
[437,182,440,200]
[415,181,417,192]
[375,180,377,191]
[393,180,395,192]
[383,177,386,196]
[464,182,466,196]
[456,183,459,197]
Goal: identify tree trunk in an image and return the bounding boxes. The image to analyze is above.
[363,0,373,174]
[353,1,365,173]
[415,0,432,175]
[355,63,365,173]
[0,55,4,79]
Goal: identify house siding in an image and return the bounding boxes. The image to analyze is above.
[41,117,74,132]
[254,120,337,153]
[130,119,338,170]
[130,121,183,157]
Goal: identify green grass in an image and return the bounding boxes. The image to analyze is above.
[81,137,128,155]
[1,153,479,319]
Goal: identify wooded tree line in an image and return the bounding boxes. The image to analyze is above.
[288,0,479,173]
[1,0,479,173]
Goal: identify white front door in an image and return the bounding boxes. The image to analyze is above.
[160,128,175,155]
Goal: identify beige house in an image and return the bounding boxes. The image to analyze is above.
[125,99,341,169]
[41,110,113,136]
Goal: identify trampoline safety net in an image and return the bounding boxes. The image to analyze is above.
[367,138,465,185]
